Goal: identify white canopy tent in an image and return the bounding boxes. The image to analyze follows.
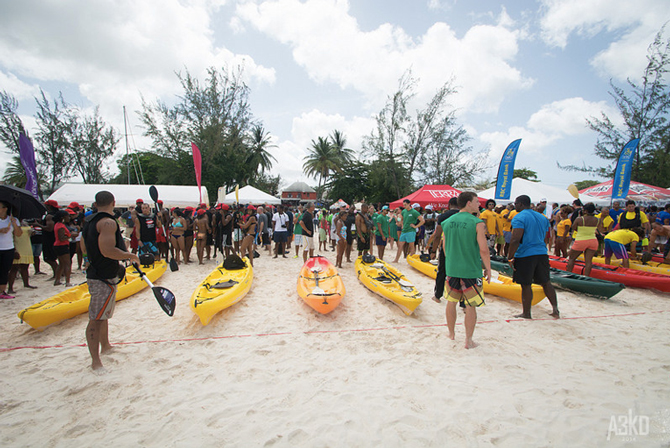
[478,178,607,206]
[47,183,209,209]
[218,185,281,205]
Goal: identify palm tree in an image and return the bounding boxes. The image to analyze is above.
[329,129,355,165]
[303,136,340,195]
[2,155,47,192]
[245,124,277,183]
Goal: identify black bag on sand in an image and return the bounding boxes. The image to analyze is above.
[222,254,246,270]
[362,254,376,264]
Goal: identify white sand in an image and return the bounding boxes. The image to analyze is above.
[1,248,669,447]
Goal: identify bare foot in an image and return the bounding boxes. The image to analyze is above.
[54,281,62,286]
[91,360,104,371]
[448,332,455,340]
[549,311,560,319]
[26,285,38,289]
[432,296,441,303]
[101,345,115,355]
[465,339,478,349]
[65,283,73,287]
[514,313,532,319]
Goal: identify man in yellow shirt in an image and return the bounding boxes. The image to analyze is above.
[479,199,499,254]
[500,203,517,257]
[604,227,645,268]
[618,200,650,234]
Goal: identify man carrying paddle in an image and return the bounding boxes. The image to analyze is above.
[442,191,491,349]
[508,194,560,320]
[83,191,139,371]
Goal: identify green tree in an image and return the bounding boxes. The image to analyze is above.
[34,90,72,192]
[325,162,371,205]
[574,179,600,190]
[367,159,411,204]
[303,136,340,195]
[139,66,271,201]
[562,28,670,185]
[68,107,118,183]
[253,172,283,197]
[245,124,276,184]
[0,91,26,155]
[513,168,539,181]
[1,155,47,190]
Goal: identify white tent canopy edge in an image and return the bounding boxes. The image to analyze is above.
[47,183,209,209]
[218,185,281,205]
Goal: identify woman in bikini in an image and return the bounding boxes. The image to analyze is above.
[194,209,211,265]
[170,208,187,264]
[335,211,347,268]
[566,202,603,276]
[239,205,257,266]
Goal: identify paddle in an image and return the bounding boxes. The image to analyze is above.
[149,185,178,272]
[132,262,176,316]
[371,262,413,291]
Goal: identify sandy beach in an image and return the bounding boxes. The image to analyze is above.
[1,249,669,447]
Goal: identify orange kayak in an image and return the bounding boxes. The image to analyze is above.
[297,256,345,314]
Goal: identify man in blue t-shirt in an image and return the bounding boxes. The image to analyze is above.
[508,194,559,320]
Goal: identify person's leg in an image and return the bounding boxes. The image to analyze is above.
[54,255,63,285]
[542,282,560,318]
[19,264,34,288]
[446,301,457,340]
[184,236,193,262]
[62,254,72,286]
[566,249,581,273]
[393,240,405,262]
[464,305,478,349]
[7,264,18,293]
[408,241,416,256]
[171,237,180,263]
[433,248,446,302]
[99,320,112,353]
[515,284,533,319]
[583,248,596,276]
[197,238,204,264]
[86,319,104,370]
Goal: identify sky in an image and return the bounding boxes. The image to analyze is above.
[1,0,669,193]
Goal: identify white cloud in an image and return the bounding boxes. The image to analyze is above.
[539,0,670,80]
[0,71,40,100]
[479,97,620,160]
[236,0,532,113]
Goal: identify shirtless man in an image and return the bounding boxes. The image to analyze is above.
[355,203,373,256]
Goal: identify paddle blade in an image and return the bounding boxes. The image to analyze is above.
[149,185,159,203]
[567,184,579,199]
[169,257,179,272]
[153,286,176,316]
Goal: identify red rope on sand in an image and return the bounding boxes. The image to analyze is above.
[1,309,668,353]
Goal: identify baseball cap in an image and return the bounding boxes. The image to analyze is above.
[425,205,433,210]
[412,203,420,209]
[382,205,389,210]
[68,202,80,210]
[540,198,547,202]
[66,208,77,215]
[157,199,163,205]
[45,199,59,208]
[221,204,230,211]
[136,198,144,204]
[197,209,206,216]
[247,205,256,211]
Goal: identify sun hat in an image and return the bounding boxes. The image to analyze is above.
[412,203,420,209]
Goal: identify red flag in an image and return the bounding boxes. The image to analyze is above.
[191,142,202,202]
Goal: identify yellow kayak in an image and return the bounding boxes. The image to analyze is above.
[584,255,670,276]
[18,260,168,331]
[407,254,545,305]
[356,256,422,315]
[191,257,253,325]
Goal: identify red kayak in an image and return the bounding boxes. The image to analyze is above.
[548,255,670,293]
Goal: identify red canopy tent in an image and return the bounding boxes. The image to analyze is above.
[579,180,670,203]
[389,184,484,210]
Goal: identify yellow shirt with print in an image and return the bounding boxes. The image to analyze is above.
[480,209,498,235]
[605,229,640,245]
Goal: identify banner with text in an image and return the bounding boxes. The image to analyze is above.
[19,133,39,199]
[611,138,640,202]
[495,139,522,200]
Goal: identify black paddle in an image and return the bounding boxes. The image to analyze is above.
[132,262,176,316]
[149,185,178,272]
[370,262,414,292]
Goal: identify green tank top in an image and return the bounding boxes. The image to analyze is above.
[442,212,484,279]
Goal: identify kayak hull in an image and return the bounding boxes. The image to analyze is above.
[549,255,670,293]
[356,256,422,315]
[18,260,168,331]
[191,257,253,325]
[490,256,624,300]
[406,254,545,305]
[297,256,345,314]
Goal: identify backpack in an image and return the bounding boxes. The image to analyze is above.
[222,254,246,270]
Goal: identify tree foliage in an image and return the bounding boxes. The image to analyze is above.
[574,179,600,190]
[513,168,539,182]
[0,91,26,155]
[139,66,273,201]
[562,28,670,185]
[363,71,487,196]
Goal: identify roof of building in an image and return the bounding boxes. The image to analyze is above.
[283,181,315,193]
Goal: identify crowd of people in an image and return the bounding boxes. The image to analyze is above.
[1,190,669,360]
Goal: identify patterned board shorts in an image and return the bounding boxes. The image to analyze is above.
[445,277,485,307]
[88,279,118,320]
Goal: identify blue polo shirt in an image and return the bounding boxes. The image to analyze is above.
[656,210,670,225]
[511,209,550,258]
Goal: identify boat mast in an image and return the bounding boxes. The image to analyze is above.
[123,105,130,184]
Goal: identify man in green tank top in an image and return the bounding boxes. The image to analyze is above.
[441,191,491,349]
